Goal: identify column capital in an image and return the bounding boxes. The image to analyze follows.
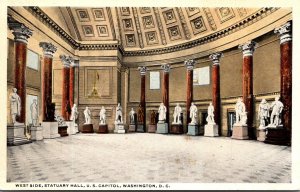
[184,59,195,70]
[138,66,147,75]
[60,55,74,68]
[274,21,292,44]
[161,64,170,73]
[39,42,57,58]
[209,52,223,66]
[70,59,80,67]
[238,41,258,57]
[8,17,32,44]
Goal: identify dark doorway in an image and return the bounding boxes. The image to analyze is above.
[227,110,236,137]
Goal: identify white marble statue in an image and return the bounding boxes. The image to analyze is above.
[206,102,215,125]
[84,107,92,124]
[158,103,167,122]
[70,104,78,123]
[9,88,21,125]
[172,103,182,124]
[189,102,198,125]
[235,98,247,125]
[129,108,136,124]
[258,99,270,128]
[99,106,106,125]
[115,103,123,123]
[269,96,284,126]
[30,99,39,126]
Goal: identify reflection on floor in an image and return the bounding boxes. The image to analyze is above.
[7,133,291,183]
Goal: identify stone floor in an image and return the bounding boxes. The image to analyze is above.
[7,133,291,183]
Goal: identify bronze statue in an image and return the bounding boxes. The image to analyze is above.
[137,104,144,124]
[150,110,156,125]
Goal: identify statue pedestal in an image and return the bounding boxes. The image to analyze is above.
[66,121,76,135]
[204,124,219,137]
[170,124,183,134]
[114,123,125,134]
[58,126,68,137]
[257,127,267,142]
[128,124,136,132]
[7,124,32,146]
[148,124,157,133]
[187,124,199,136]
[231,124,248,140]
[30,126,43,141]
[156,122,168,134]
[137,124,145,132]
[81,124,94,133]
[42,121,60,139]
[96,124,108,133]
[75,123,79,133]
[264,125,289,145]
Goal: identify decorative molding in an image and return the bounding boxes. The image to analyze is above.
[39,42,57,58]
[75,9,90,22]
[274,21,292,44]
[96,25,109,37]
[202,8,217,31]
[8,16,33,44]
[163,9,177,25]
[168,25,181,41]
[142,15,155,29]
[176,7,191,40]
[237,8,247,17]
[92,8,105,21]
[153,7,167,45]
[190,16,207,35]
[132,8,144,49]
[145,31,158,45]
[215,8,235,24]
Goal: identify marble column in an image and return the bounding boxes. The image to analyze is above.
[161,64,170,126]
[69,60,78,107]
[8,18,33,123]
[60,55,74,120]
[184,59,195,127]
[238,41,257,139]
[209,52,223,129]
[39,42,57,121]
[274,21,292,134]
[138,66,147,128]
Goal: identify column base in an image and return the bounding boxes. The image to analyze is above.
[170,124,183,134]
[7,124,32,146]
[137,124,145,132]
[42,121,60,139]
[264,126,289,145]
[96,124,108,133]
[257,127,267,142]
[66,121,76,135]
[128,124,136,132]
[187,124,199,136]
[81,124,94,133]
[30,126,43,141]
[114,123,125,134]
[148,124,157,133]
[58,126,69,137]
[156,123,168,134]
[204,124,219,137]
[231,125,249,140]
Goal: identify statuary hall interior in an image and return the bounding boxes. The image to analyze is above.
[4,5,297,187]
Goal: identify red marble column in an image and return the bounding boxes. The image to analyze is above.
[275,21,292,134]
[239,41,257,139]
[69,65,75,107]
[209,52,223,129]
[39,42,57,121]
[184,59,195,127]
[8,19,33,123]
[60,55,74,120]
[161,64,170,126]
[138,66,147,128]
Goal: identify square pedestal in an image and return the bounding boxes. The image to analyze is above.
[156,123,168,134]
[58,126,69,137]
[81,124,94,133]
[66,121,76,135]
[187,124,199,136]
[137,124,145,132]
[30,126,43,141]
[42,121,60,139]
[257,127,266,142]
[128,124,136,132]
[204,124,219,137]
[231,125,248,140]
[170,124,183,134]
[7,124,32,146]
[114,124,125,134]
[148,124,157,133]
[97,124,108,133]
[264,126,289,145]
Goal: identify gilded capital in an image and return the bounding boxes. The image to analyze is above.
[138,66,147,75]
[161,64,170,73]
[209,52,223,66]
[184,59,195,70]
[60,55,74,68]
[274,21,292,44]
[39,42,57,58]
[8,17,32,44]
[238,41,258,57]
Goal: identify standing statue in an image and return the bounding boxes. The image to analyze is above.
[150,110,156,125]
[206,102,215,124]
[269,96,284,126]
[84,107,92,124]
[70,104,78,123]
[235,98,247,125]
[137,104,144,124]
[99,106,106,125]
[158,103,167,122]
[189,102,198,125]
[257,99,270,127]
[65,100,72,121]
[129,108,136,124]
[9,88,21,124]
[115,103,123,123]
[172,103,182,124]
[30,99,39,126]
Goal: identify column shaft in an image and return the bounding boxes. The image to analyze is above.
[69,66,75,107]
[162,72,169,126]
[140,74,146,126]
[186,69,193,126]
[42,56,53,121]
[212,64,220,127]
[62,67,70,120]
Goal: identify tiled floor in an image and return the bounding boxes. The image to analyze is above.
[7,133,291,183]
